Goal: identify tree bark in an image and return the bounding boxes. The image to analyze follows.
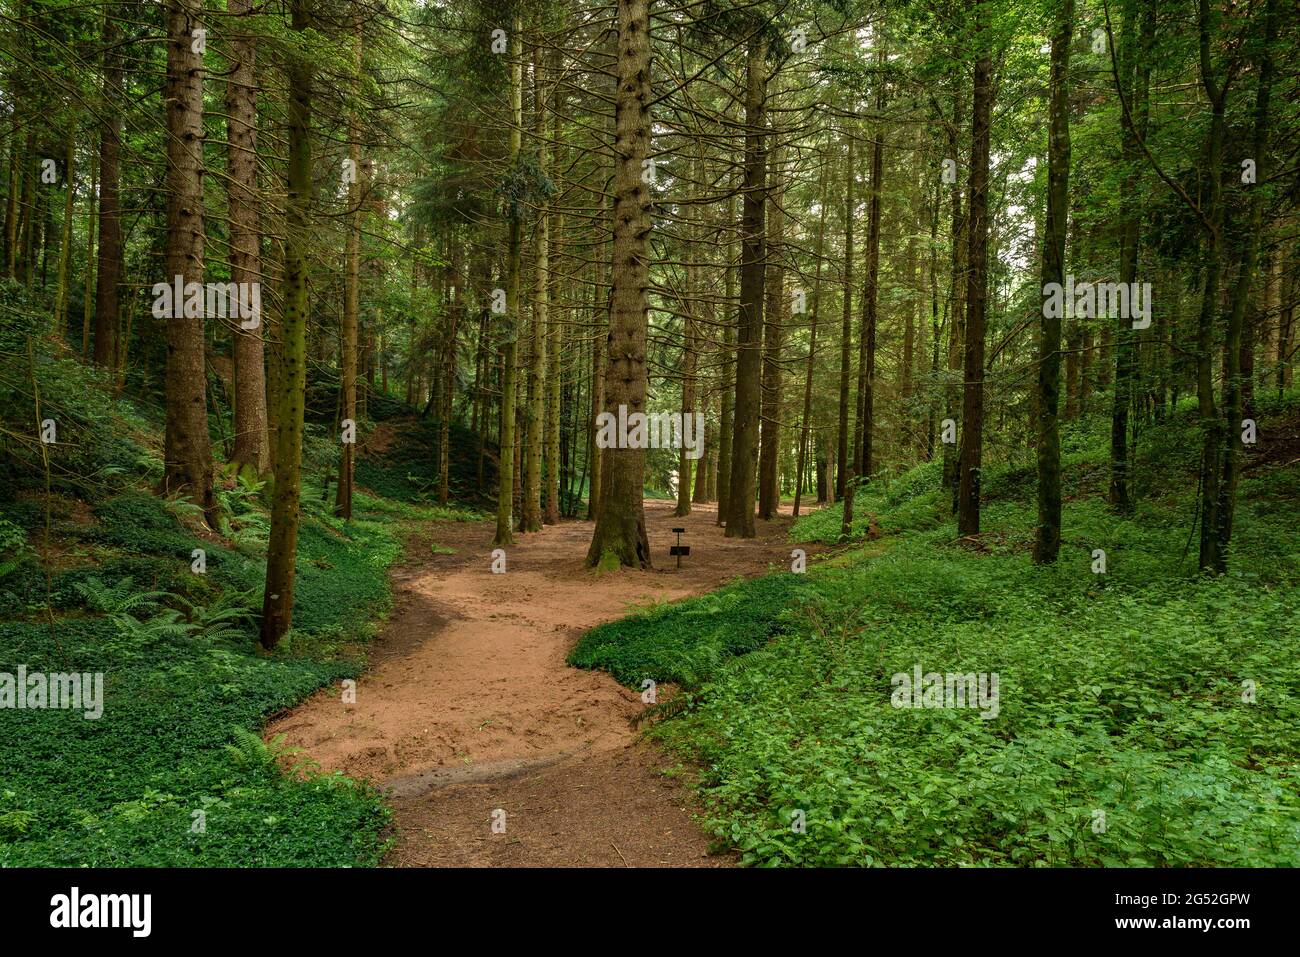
[261,0,313,648]
[957,17,992,537]
[80,152,97,358]
[335,16,363,519]
[758,147,785,519]
[793,160,830,518]
[53,126,74,336]
[439,235,462,505]
[545,207,564,524]
[162,0,216,524]
[3,103,18,278]
[1216,0,1278,561]
[93,5,123,367]
[836,134,854,500]
[522,44,548,533]
[494,17,524,548]
[675,179,698,517]
[942,76,965,508]
[585,0,653,567]
[724,33,767,539]
[856,46,886,480]
[1194,0,1230,573]
[227,0,269,478]
[1108,0,1152,512]
[1034,0,1073,564]
[586,274,606,519]
[715,189,736,523]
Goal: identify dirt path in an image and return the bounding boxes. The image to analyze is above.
[270,499,815,867]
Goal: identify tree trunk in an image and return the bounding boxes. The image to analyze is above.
[942,76,965,507]
[1034,0,1073,564]
[80,152,97,358]
[793,160,829,518]
[856,46,886,480]
[724,34,767,539]
[494,17,523,548]
[53,126,74,337]
[335,17,362,520]
[1194,0,1231,573]
[957,20,992,537]
[758,148,785,520]
[715,190,735,523]
[587,94,616,521]
[439,236,462,505]
[675,205,697,517]
[227,0,269,478]
[836,134,854,500]
[1278,255,1294,397]
[585,0,653,567]
[93,5,123,367]
[815,431,828,503]
[545,208,563,524]
[522,43,548,533]
[1217,0,1278,562]
[586,276,606,519]
[162,0,216,523]
[15,127,34,286]
[1109,0,1152,512]
[3,103,18,278]
[261,0,313,648]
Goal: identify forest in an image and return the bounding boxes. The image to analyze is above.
[0,0,1297,876]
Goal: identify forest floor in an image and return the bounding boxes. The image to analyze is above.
[269,498,818,866]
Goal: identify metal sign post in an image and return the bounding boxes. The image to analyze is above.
[669,527,690,568]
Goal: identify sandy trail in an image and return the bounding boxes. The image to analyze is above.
[270,499,816,867]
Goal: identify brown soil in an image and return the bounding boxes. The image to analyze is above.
[269,499,819,867]
[1243,414,1300,473]
[360,421,398,457]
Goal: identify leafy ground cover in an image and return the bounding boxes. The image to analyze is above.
[571,396,1300,866]
[0,343,478,865]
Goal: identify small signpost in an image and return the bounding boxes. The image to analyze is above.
[669,527,690,568]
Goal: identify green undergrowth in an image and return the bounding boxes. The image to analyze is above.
[0,324,482,866]
[0,485,409,866]
[571,397,1300,866]
[569,573,813,689]
[353,416,495,506]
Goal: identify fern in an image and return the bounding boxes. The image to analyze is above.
[110,609,196,642]
[74,576,170,615]
[195,600,257,643]
[217,488,254,518]
[217,476,270,551]
[163,497,206,523]
[230,518,269,550]
[173,587,259,643]
[222,729,312,775]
